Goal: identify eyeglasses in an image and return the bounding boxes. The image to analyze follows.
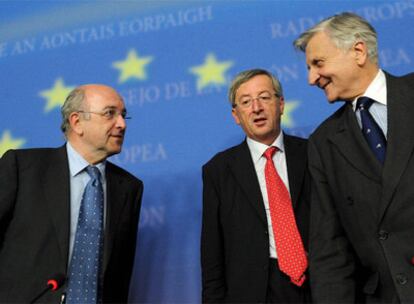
[77,108,131,120]
[234,92,279,109]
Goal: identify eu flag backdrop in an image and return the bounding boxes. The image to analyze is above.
[1,1,414,302]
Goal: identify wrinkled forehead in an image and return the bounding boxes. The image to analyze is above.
[305,32,338,62]
[236,75,274,97]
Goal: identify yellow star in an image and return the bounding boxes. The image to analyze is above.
[189,53,233,91]
[282,100,299,128]
[39,78,75,112]
[112,49,153,83]
[0,130,25,157]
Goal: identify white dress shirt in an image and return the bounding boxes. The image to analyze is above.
[352,69,388,137]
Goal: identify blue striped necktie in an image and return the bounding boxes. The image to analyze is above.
[66,166,104,304]
[356,97,387,164]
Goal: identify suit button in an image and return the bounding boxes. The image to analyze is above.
[396,274,408,285]
[378,230,388,240]
[346,196,354,205]
[265,230,268,235]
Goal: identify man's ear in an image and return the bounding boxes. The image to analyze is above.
[353,41,369,66]
[68,112,84,135]
[279,96,285,115]
[231,108,241,125]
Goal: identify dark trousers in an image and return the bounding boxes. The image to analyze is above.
[266,259,311,304]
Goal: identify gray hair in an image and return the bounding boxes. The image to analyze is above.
[293,12,378,64]
[228,69,283,107]
[60,87,86,136]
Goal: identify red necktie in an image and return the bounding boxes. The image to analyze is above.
[264,146,308,286]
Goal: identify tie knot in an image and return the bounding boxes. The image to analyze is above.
[86,166,101,180]
[263,146,277,160]
[357,97,375,111]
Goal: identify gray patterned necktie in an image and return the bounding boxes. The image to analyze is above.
[66,166,104,304]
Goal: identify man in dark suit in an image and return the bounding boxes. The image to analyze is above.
[0,84,143,303]
[201,69,311,303]
[294,12,414,303]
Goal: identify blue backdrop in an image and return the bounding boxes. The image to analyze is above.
[1,1,414,303]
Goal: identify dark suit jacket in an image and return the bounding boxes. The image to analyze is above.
[0,145,143,303]
[201,134,310,303]
[308,72,414,303]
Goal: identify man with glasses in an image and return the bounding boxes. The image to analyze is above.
[201,69,311,303]
[0,84,143,303]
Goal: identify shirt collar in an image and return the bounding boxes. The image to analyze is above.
[246,132,285,165]
[66,142,106,180]
[352,69,387,111]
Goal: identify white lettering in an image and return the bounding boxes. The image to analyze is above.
[139,206,165,227]
[356,0,414,22]
[114,143,168,164]
[0,42,8,58]
[270,16,322,39]
[380,48,411,67]
[117,6,213,36]
[270,64,300,82]
[164,81,192,100]
[11,38,36,55]
[121,86,161,107]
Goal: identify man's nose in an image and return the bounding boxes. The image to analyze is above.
[308,68,320,86]
[115,114,126,129]
[251,98,263,112]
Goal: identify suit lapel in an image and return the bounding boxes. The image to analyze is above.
[102,162,128,273]
[228,141,267,225]
[284,134,306,208]
[380,74,414,221]
[42,146,70,269]
[40,148,131,274]
[328,103,382,182]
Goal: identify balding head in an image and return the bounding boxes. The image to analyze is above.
[61,84,127,164]
[61,84,123,136]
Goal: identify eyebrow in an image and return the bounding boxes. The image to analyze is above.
[101,105,126,111]
[239,90,273,98]
[257,90,272,95]
[311,57,324,64]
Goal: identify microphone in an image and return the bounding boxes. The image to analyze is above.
[30,273,66,304]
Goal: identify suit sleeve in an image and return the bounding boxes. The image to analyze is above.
[308,139,357,303]
[130,180,143,266]
[103,176,143,303]
[127,179,143,268]
[0,150,18,250]
[201,164,226,303]
[121,179,143,298]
